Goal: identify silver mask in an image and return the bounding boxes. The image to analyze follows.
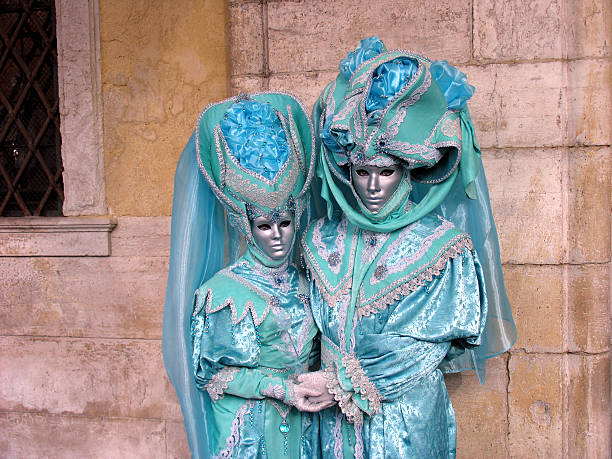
[351,164,404,212]
[250,212,295,261]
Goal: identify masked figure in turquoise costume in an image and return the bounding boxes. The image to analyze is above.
[298,37,517,458]
[162,93,330,458]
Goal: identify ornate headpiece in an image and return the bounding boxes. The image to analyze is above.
[315,37,482,231]
[196,92,315,246]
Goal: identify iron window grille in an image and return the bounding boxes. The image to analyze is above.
[0,0,63,217]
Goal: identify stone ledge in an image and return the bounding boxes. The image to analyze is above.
[0,216,117,257]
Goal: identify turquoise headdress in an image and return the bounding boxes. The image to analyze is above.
[315,37,481,232]
[313,37,516,382]
[196,93,315,264]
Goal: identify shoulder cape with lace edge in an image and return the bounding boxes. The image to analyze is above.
[300,212,474,319]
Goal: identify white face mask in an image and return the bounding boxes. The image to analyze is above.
[249,212,295,261]
[350,164,404,212]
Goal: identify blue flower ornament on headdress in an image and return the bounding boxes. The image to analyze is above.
[196,93,315,264]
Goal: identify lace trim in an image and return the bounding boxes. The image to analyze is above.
[301,218,358,307]
[333,410,344,459]
[441,116,460,137]
[296,295,314,356]
[354,420,364,459]
[324,369,363,425]
[356,237,473,320]
[206,367,241,402]
[269,400,291,422]
[311,216,349,275]
[201,269,276,327]
[359,58,427,155]
[385,67,431,140]
[283,381,296,407]
[372,217,454,284]
[223,150,299,210]
[262,382,286,400]
[342,354,382,415]
[215,402,252,459]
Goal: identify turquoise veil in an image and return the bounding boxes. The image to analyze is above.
[162,132,232,458]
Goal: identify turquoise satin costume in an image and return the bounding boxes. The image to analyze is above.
[163,93,319,458]
[303,38,516,458]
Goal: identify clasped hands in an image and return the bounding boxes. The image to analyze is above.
[290,371,336,412]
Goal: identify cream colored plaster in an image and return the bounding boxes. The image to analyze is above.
[100,0,229,216]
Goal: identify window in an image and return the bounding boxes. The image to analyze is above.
[0,0,63,217]
[0,0,114,257]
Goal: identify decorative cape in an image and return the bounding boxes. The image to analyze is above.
[303,213,473,323]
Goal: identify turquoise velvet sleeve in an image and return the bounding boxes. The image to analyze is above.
[192,298,293,402]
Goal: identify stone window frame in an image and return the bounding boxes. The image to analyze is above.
[0,0,115,257]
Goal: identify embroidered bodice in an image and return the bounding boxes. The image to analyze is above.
[190,255,318,458]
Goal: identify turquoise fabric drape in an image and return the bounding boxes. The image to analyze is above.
[162,134,227,458]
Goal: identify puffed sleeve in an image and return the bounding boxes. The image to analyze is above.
[318,248,487,421]
[191,290,297,405]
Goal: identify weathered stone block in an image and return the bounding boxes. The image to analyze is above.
[567,0,611,59]
[446,355,508,458]
[473,0,563,60]
[509,352,563,458]
[503,265,564,352]
[569,146,611,263]
[0,337,181,420]
[463,65,498,149]
[568,59,611,146]
[0,217,115,257]
[567,353,611,458]
[483,148,564,264]
[111,216,171,257]
[267,0,471,73]
[229,2,264,75]
[0,412,165,459]
[230,75,266,95]
[166,421,191,459]
[269,71,338,113]
[468,62,566,148]
[0,257,167,339]
[568,264,611,353]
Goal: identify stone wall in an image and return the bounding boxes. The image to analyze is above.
[225,0,612,457]
[1,0,610,458]
[1,0,228,457]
